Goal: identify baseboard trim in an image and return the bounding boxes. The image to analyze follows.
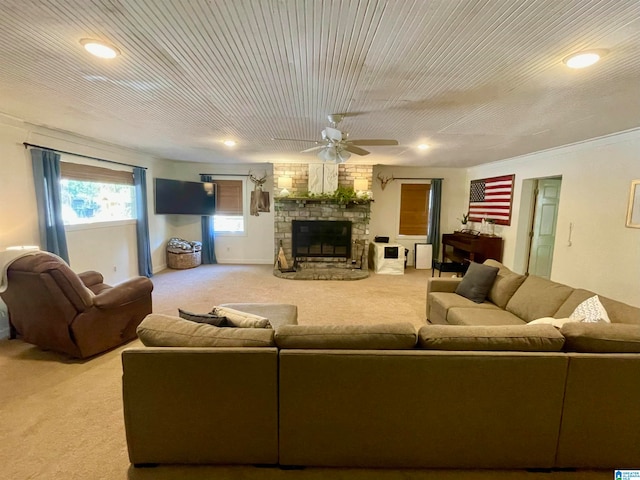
[153,263,167,274]
[216,259,273,265]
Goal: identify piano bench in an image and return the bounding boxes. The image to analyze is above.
[432,260,468,277]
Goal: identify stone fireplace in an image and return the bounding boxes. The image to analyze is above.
[274,198,371,270]
[273,163,373,273]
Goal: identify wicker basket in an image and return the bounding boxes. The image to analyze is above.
[167,250,202,269]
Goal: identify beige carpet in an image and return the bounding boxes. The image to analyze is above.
[0,265,611,480]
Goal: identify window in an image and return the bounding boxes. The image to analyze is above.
[60,162,136,225]
[212,178,245,233]
[399,183,431,236]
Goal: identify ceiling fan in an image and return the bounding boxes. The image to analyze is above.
[273,114,399,163]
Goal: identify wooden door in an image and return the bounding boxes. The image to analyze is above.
[527,178,561,278]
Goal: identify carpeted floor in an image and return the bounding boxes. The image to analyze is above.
[0,264,612,480]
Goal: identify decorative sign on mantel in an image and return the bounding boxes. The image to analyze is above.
[468,174,515,226]
[308,164,338,194]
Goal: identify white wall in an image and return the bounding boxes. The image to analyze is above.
[66,221,140,283]
[467,129,640,307]
[369,165,468,264]
[0,119,40,249]
[0,117,170,284]
[157,161,275,264]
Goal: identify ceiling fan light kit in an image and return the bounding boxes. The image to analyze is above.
[275,114,399,164]
[317,146,351,163]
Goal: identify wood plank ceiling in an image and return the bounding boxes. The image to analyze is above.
[0,0,639,166]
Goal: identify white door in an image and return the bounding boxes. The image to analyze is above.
[527,178,561,278]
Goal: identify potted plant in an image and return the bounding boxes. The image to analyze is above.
[458,213,469,231]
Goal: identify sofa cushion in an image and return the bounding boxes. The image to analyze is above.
[554,289,598,319]
[219,303,298,329]
[560,322,640,353]
[527,317,580,328]
[417,324,565,351]
[555,290,640,326]
[274,323,417,349]
[178,308,228,326]
[483,260,527,309]
[569,295,610,323]
[597,296,640,326]
[137,314,275,347]
[212,306,271,328]
[455,262,499,303]
[447,307,526,326]
[505,276,573,323]
[428,292,500,324]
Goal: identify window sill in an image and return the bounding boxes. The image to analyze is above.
[64,219,136,232]
[214,231,247,237]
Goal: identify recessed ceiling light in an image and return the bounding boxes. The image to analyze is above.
[223,140,236,147]
[418,144,430,150]
[80,38,120,59]
[563,49,608,69]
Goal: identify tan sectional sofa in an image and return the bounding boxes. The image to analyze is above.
[427,259,640,328]
[122,297,640,470]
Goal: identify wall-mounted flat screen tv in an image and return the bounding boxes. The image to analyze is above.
[154,178,216,215]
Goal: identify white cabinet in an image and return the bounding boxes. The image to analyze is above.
[368,242,405,275]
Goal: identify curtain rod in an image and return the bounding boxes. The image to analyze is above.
[199,173,250,177]
[392,177,443,180]
[23,143,147,170]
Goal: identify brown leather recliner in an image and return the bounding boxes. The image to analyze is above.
[1,252,153,358]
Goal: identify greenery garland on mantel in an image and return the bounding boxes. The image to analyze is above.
[275,186,373,206]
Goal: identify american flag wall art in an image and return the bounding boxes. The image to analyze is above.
[468,174,515,225]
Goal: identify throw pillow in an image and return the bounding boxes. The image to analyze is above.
[569,295,611,323]
[455,262,499,303]
[211,306,272,329]
[527,317,582,328]
[178,308,228,326]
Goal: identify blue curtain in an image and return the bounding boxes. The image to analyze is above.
[133,167,153,277]
[30,149,69,263]
[427,179,442,261]
[200,174,217,264]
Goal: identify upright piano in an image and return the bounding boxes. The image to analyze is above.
[433,231,503,276]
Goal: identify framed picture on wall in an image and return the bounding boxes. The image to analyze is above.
[626,180,640,228]
[468,174,515,226]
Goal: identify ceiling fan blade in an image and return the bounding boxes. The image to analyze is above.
[301,145,326,153]
[344,144,370,156]
[348,139,399,146]
[271,137,319,143]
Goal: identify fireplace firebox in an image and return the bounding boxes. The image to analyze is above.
[291,220,352,265]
